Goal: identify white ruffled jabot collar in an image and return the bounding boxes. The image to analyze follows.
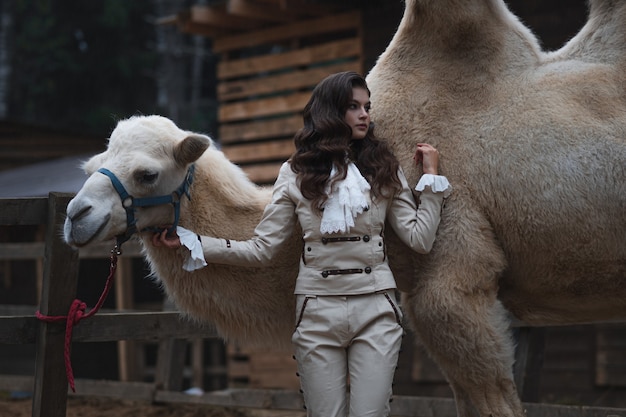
[320,162,371,234]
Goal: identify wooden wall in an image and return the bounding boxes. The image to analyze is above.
[214,11,364,184]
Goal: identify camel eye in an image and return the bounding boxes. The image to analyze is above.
[136,170,158,185]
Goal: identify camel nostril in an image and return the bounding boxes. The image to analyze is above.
[69,204,92,222]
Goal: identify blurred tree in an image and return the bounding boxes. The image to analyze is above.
[8,0,160,135]
[153,0,218,135]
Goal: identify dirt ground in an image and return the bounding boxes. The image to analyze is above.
[0,395,304,417]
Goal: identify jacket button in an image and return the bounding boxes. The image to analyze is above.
[307,247,311,252]
[365,267,372,274]
[322,237,328,244]
[363,235,370,242]
[322,271,329,278]
[364,206,369,211]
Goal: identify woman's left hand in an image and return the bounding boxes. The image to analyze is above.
[413,143,439,175]
[151,228,182,249]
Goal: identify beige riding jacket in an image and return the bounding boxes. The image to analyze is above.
[200,161,447,296]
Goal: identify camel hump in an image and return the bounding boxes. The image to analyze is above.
[552,0,626,65]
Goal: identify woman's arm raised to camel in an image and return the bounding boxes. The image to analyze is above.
[384,143,451,254]
[388,173,450,254]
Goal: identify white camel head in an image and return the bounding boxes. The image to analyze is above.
[64,115,211,248]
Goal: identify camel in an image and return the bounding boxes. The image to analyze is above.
[63,1,626,416]
[364,0,626,415]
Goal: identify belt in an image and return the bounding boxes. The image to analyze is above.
[321,267,372,278]
[321,235,371,244]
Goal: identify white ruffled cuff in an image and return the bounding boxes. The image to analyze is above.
[177,226,207,272]
[415,174,452,198]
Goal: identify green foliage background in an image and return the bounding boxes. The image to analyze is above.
[9,0,159,135]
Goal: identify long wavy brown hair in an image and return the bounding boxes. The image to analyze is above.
[290,71,401,213]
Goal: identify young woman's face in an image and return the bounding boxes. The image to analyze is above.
[344,87,371,140]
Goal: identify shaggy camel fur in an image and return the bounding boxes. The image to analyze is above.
[64,1,626,416]
[365,0,626,415]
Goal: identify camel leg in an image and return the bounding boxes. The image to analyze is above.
[403,212,525,417]
[406,287,523,417]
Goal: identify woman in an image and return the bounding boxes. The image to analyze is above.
[153,71,451,417]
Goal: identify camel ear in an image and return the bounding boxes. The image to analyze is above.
[174,134,211,166]
[82,152,106,175]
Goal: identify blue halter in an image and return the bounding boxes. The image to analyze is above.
[98,164,195,250]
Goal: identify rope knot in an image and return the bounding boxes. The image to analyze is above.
[68,300,87,325]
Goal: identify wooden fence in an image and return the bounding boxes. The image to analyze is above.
[0,193,219,417]
[1,194,625,417]
[213,9,364,185]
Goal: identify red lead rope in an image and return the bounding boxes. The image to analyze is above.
[36,250,118,392]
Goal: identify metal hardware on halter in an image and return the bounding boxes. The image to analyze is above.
[112,244,122,257]
[97,164,195,250]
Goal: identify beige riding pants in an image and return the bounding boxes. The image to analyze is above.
[292,290,404,417]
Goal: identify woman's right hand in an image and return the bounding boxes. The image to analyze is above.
[151,228,182,249]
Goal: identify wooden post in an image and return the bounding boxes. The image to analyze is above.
[191,338,204,388]
[115,257,138,381]
[32,193,79,417]
[154,339,187,391]
[513,326,546,402]
[154,299,187,391]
